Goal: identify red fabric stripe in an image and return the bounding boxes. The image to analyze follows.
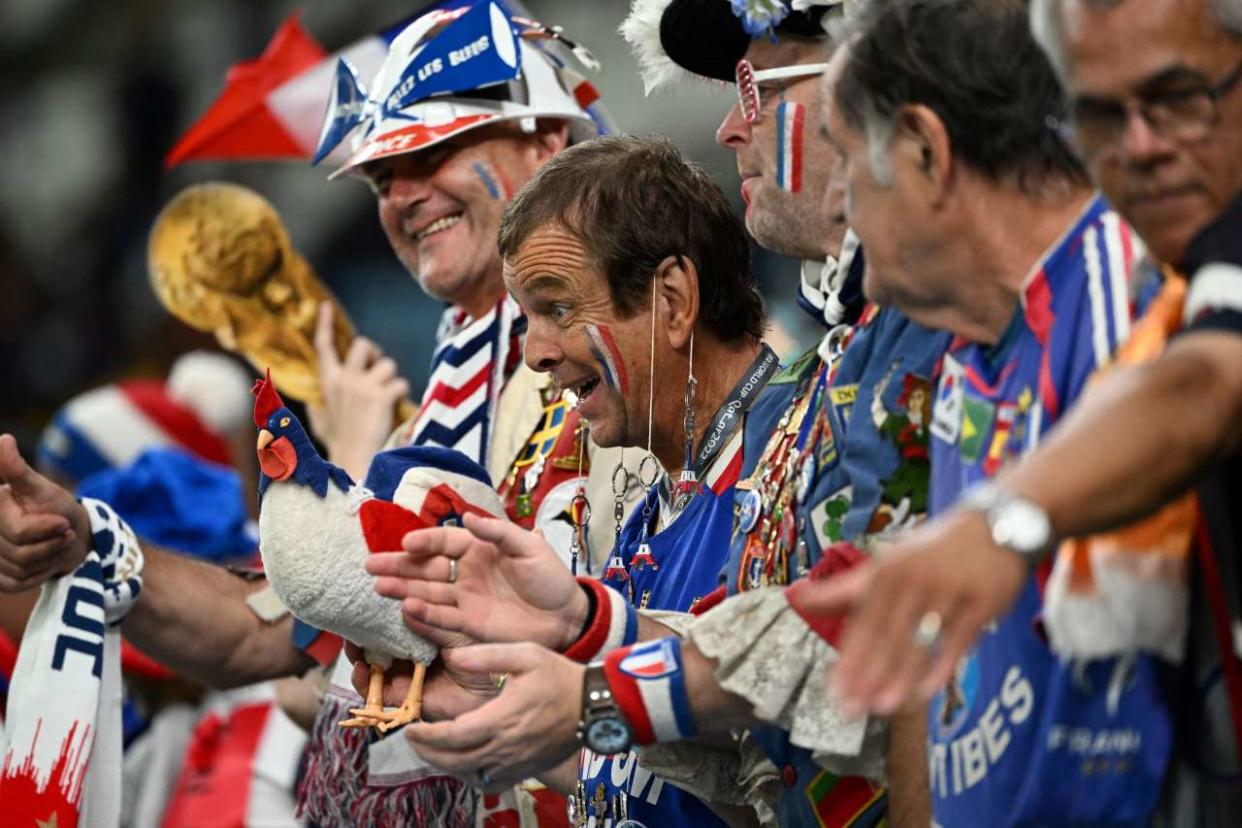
[0,629,17,680]
[1038,352,1061,420]
[573,81,600,110]
[1023,268,1055,347]
[419,363,491,410]
[305,632,343,667]
[562,578,613,662]
[165,13,326,167]
[359,499,428,553]
[120,641,176,680]
[691,584,728,616]
[812,773,884,825]
[959,360,1018,399]
[121,381,232,465]
[709,448,743,495]
[785,542,867,648]
[602,646,656,745]
[160,703,275,827]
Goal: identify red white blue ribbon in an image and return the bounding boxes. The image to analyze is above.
[562,577,637,663]
[603,636,696,746]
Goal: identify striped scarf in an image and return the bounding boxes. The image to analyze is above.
[396,296,526,464]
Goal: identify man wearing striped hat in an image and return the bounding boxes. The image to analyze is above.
[0,3,638,825]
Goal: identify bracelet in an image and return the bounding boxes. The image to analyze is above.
[602,636,696,746]
[562,577,637,663]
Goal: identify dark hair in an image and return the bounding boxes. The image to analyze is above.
[497,135,764,342]
[836,0,1087,190]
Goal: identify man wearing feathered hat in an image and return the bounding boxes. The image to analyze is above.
[367,1,949,825]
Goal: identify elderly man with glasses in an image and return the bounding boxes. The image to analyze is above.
[807,0,1242,823]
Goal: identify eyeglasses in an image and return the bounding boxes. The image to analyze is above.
[735,58,831,124]
[1058,57,1242,161]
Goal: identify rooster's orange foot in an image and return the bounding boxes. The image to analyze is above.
[338,706,386,729]
[374,701,423,733]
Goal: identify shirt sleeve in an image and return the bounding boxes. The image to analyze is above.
[1182,195,1242,335]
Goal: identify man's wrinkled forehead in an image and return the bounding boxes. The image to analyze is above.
[1062,0,1230,95]
[743,33,833,71]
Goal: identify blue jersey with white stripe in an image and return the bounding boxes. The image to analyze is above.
[578,381,789,828]
[927,195,1173,827]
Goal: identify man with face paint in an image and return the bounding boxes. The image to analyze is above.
[370,1,948,825]
[0,4,641,826]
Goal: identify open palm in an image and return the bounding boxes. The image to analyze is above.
[367,513,589,651]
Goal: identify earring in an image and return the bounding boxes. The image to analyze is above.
[671,332,703,514]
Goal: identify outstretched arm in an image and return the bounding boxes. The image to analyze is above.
[122,546,314,687]
[0,433,312,688]
[809,327,1242,717]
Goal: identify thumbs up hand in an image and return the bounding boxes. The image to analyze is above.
[0,434,91,592]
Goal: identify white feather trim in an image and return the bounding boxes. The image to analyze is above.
[620,0,700,95]
[346,484,374,516]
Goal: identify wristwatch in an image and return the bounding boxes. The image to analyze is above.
[959,482,1055,563]
[577,662,633,755]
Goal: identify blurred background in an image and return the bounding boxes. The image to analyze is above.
[0,0,819,456]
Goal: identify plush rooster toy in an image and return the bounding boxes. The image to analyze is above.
[252,370,503,732]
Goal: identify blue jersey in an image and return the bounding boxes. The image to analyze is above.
[721,305,950,826]
[927,195,1172,827]
[578,379,789,828]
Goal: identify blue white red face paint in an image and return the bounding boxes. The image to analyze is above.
[472,161,503,200]
[775,101,804,193]
[585,323,629,395]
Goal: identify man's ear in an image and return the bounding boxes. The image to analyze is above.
[894,103,953,203]
[654,254,699,351]
[532,119,571,161]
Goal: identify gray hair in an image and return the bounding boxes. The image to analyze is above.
[833,0,1084,193]
[1032,0,1242,85]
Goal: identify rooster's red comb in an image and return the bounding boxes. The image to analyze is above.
[251,368,285,428]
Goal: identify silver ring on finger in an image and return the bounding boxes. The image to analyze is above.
[448,557,458,585]
[913,610,943,648]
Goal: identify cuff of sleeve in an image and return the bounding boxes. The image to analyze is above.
[292,618,343,666]
[784,541,867,648]
[1183,262,1242,333]
[562,577,636,663]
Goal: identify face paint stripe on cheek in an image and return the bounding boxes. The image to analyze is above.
[472,162,502,200]
[585,323,629,395]
[776,102,804,194]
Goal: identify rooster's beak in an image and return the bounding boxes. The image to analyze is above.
[257,429,275,451]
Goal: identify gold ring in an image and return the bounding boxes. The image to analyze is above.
[493,672,509,691]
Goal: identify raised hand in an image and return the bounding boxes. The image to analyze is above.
[403,643,583,791]
[0,434,92,592]
[309,302,410,479]
[366,512,589,651]
[800,508,1026,716]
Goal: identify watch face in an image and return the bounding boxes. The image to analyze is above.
[993,501,1050,554]
[586,717,632,755]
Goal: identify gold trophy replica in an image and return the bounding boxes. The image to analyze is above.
[148,182,415,421]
